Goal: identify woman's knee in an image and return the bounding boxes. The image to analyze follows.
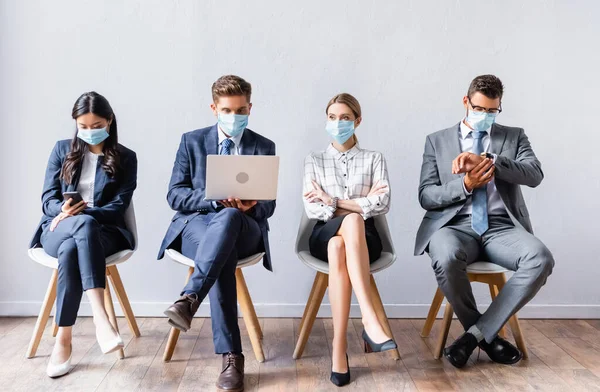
[342,213,363,228]
[340,213,365,239]
[328,236,345,255]
[327,237,347,270]
[71,214,99,234]
[57,238,77,260]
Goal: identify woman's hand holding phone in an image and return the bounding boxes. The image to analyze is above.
[51,198,87,231]
[61,198,87,215]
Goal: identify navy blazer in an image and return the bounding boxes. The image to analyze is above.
[157,124,277,271]
[30,140,138,249]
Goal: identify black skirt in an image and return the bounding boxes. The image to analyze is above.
[309,215,383,263]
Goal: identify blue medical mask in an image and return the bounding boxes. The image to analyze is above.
[218,113,248,138]
[326,120,355,145]
[77,127,110,145]
[466,110,497,132]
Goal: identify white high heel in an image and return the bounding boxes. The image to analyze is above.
[46,345,72,378]
[96,330,124,354]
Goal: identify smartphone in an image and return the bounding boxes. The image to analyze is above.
[63,191,83,205]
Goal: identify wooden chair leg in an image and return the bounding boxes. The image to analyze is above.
[163,266,194,362]
[236,269,265,363]
[496,273,528,359]
[488,282,506,338]
[163,328,182,362]
[104,281,124,359]
[27,269,58,358]
[52,318,59,338]
[421,287,445,337]
[434,301,454,359]
[106,265,141,337]
[369,275,400,360]
[297,274,320,334]
[293,272,328,360]
[236,268,263,342]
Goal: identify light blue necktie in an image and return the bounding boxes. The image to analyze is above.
[220,138,234,155]
[471,131,488,235]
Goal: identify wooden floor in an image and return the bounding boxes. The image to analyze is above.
[1,318,600,392]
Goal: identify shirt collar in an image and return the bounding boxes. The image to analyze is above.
[459,118,490,140]
[326,143,361,160]
[218,125,244,148]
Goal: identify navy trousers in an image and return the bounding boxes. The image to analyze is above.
[180,208,262,354]
[40,215,128,327]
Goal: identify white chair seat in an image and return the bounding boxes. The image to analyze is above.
[297,250,395,275]
[467,261,510,274]
[164,248,265,269]
[28,247,134,269]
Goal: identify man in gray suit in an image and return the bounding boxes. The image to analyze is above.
[415,75,554,368]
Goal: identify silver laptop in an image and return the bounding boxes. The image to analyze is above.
[205,155,280,201]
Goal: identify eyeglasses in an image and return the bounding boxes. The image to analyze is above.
[468,98,502,114]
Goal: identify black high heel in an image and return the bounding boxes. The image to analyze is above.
[362,329,397,353]
[330,353,350,387]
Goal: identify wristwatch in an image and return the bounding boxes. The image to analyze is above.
[329,197,339,211]
[480,152,494,160]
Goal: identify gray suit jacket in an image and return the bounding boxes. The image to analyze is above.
[414,122,543,256]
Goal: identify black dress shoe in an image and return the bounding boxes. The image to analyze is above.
[443,332,478,368]
[479,336,523,365]
[330,354,350,387]
[362,330,397,353]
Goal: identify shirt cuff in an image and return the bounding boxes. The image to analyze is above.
[318,202,336,221]
[462,178,473,196]
[212,201,219,209]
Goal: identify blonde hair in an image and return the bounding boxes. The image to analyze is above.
[326,93,361,144]
[212,75,252,103]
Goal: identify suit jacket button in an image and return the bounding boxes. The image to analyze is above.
[184,219,189,224]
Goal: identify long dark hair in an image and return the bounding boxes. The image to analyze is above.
[61,92,121,184]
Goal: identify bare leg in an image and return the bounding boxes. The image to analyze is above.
[328,236,351,373]
[50,327,72,364]
[338,213,390,343]
[86,288,120,344]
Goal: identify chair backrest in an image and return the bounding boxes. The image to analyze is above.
[373,214,395,255]
[295,212,317,254]
[295,211,395,258]
[124,201,138,251]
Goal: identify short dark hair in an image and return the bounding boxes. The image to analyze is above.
[467,74,504,100]
[211,75,252,103]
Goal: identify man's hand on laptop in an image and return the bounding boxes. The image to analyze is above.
[220,198,258,213]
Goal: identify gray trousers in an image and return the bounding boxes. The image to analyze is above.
[428,215,554,343]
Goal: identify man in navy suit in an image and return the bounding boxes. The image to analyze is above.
[158,75,276,391]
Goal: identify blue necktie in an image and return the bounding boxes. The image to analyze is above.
[221,138,234,155]
[471,131,488,235]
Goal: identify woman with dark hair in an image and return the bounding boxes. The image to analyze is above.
[30,91,137,378]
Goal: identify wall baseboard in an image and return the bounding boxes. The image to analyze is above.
[1,301,598,319]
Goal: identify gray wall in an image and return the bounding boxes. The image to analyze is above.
[1,0,598,318]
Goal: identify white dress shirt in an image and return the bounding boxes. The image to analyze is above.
[218,126,244,155]
[76,150,102,207]
[303,143,391,221]
[458,120,507,216]
[212,126,245,208]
